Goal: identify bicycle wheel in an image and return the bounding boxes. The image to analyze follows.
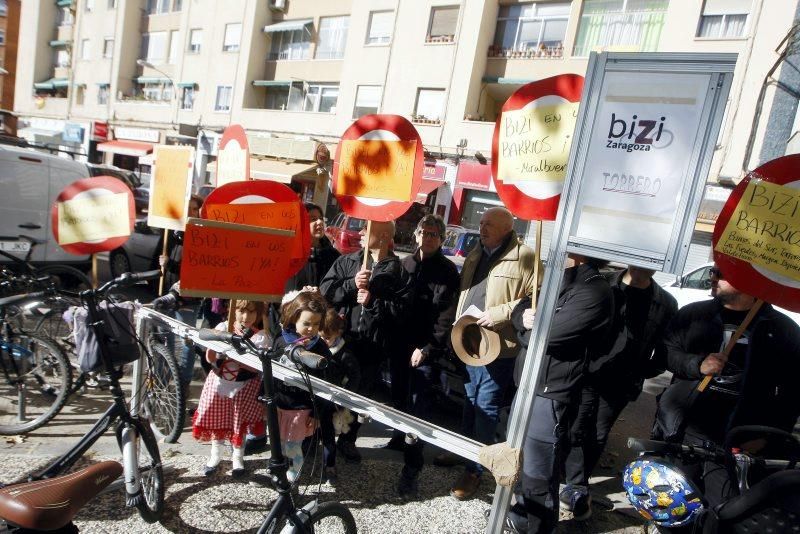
[142,338,185,443]
[134,423,165,523]
[0,333,72,434]
[35,265,91,292]
[306,502,358,534]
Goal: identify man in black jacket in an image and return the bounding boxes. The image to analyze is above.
[507,255,614,534]
[561,266,678,519]
[654,264,800,507]
[392,214,459,497]
[319,219,406,462]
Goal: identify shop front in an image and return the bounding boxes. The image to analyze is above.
[98,126,159,174]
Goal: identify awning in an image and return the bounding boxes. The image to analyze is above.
[481,76,535,84]
[96,82,110,87]
[97,140,154,157]
[416,178,446,203]
[56,0,74,6]
[263,19,313,34]
[207,159,317,183]
[253,80,291,87]
[49,40,71,47]
[34,78,69,90]
[135,76,171,84]
[176,82,196,88]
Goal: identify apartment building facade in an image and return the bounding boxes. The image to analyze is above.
[12,0,800,250]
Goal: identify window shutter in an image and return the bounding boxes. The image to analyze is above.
[703,0,751,15]
[430,6,459,37]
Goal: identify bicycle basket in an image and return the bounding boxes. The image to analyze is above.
[623,457,705,527]
[66,301,141,372]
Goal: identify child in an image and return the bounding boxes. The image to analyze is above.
[272,291,336,483]
[320,309,361,393]
[192,299,270,477]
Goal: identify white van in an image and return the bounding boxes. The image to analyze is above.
[0,145,91,265]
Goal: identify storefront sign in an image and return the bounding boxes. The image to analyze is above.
[423,162,447,180]
[456,161,492,191]
[492,74,583,221]
[332,114,423,221]
[216,125,250,186]
[92,121,109,141]
[713,154,800,310]
[114,126,160,143]
[62,123,85,144]
[148,145,194,231]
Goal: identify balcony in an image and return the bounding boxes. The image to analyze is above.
[56,24,74,42]
[411,116,441,126]
[425,35,455,44]
[54,66,71,79]
[488,44,564,59]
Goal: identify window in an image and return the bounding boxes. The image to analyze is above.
[141,32,167,63]
[0,0,8,16]
[413,88,445,122]
[188,29,202,53]
[147,0,170,14]
[366,11,394,45]
[0,30,4,45]
[55,49,70,68]
[108,0,117,8]
[181,86,195,110]
[173,0,182,10]
[98,85,109,105]
[75,85,85,106]
[168,31,180,63]
[573,0,669,57]
[85,0,94,12]
[493,2,569,55]
[316,16,349,59]
[103,38,114,58]
[683,266,711,290]
[141,82,173,102]
[215,85,232,111]
[223,23,242,52]
[81,39,91,60]
[269,28,311,60]
[304,84,339,113]
[427,6,459,42]
[353,85,380,118]
[58,7,73,25]
[697,0,749,39]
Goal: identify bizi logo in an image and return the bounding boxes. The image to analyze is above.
[606,113,666,153]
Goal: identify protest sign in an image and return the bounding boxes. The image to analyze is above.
[178,218,295,301]
[201,180,310,277]
[216,125,250,187]
[148,145,194,230]
[51,176,134,255]
[332,114,423,221]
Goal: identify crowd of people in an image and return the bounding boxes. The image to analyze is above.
[157,199,800,534]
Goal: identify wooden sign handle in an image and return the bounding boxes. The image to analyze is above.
[158,228,169,296]
[361,220,372,271]
[91,253,99,289]
[531,221,542,311]
[697,299,764,392]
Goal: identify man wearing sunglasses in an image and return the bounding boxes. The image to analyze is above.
[653,263,800,509]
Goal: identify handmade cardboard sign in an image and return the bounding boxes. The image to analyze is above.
[332,114,423,221]
[201,180,311,277]
[492,74,583,221]
[713,154,800,311]
[148,145,194,230]
[51,176,134,255]
[179,218,295,301]
[216,125,250,187]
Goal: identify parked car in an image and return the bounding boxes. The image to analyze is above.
[442,225,480,272]
[325,213,366,254]
[662,262,800,325]
[109,218,161,278]
[86,163,142,190]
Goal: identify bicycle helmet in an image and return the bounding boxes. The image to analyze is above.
[623,457,704,527]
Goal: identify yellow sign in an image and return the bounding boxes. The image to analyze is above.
[336,140,416,201]
[57,193,130,245]
[149,145,193,231]
[715,180,800,281]
[497,102,579,184]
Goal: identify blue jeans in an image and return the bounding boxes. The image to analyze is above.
[172,308,197,387]
[462,357,515,474]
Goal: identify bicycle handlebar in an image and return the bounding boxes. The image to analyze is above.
[627,437,799,469]
[93,270,162,295]
[198,328,328,371]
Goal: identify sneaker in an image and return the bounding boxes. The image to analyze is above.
[433,451,463,467]
[337,439,362,463]
[564,488,592,521]
[397,467,420,498]
[243,435,268,456]
[323,466,338,486]
[450,471,480,500]
[559,485,575,511]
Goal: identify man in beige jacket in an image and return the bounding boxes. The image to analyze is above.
[448,207,537,500]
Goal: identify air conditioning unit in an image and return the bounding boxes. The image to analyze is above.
[269,0,286,12]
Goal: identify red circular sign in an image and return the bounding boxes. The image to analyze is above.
[713,154,800,312]
[201,180,311,277]
[332,114,424,221]
[50,176,134,255]
[491,74,584,221]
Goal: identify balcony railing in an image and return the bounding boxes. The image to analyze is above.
[411,115,441,125]
[488,44,564,59]
[425,34,455,44]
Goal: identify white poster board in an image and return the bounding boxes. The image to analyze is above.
[565,54,735,274]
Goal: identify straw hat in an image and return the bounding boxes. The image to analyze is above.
[451,315,502,366]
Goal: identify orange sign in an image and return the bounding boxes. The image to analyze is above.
[335,139,416,201]
[203,202,307,272]
[179,218,295,301]
[149,145,194,230]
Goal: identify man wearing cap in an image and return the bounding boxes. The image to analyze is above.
[652,264,800,508]
[447,207,537,500]
[506,254,614,534]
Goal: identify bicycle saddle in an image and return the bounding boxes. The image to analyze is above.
[0,461,122,531]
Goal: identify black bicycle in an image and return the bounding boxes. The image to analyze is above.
[198,328,357,534]
[0,235,91,292]
[0,270,166,531]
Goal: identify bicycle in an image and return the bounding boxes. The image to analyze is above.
[0,235,91,292]
[198,327,357,534]
[0,270,166,532]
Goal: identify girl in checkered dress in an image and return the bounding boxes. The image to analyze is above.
[192,299,270,477]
